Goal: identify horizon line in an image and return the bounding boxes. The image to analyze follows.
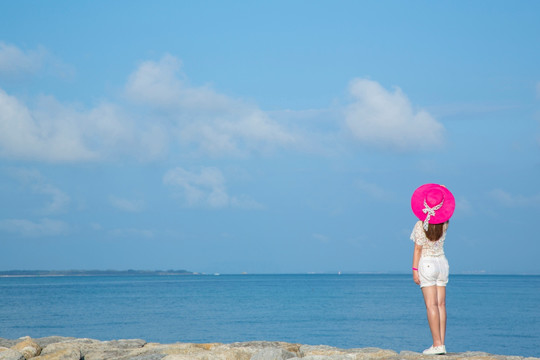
[0,269,539,277]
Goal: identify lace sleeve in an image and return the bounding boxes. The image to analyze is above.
[410,221,426,246]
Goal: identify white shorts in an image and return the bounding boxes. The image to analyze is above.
[419,255,449,288]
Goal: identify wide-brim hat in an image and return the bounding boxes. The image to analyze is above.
[411,183,455,230]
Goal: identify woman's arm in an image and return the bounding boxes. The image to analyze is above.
[412,243,422,285]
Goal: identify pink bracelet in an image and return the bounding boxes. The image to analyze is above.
[412,267,418,271]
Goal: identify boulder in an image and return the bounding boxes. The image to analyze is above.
[299,345,349,357]
[84,350,164,360]
[230,342,300,355]
[158,343,222,357]
[40,343,82,357]
[251,347,297,360]
[100,339,147,350]
[0,340,17,349]
[32,348,80,360]
[348,347,398,359]
[33,339,75,350]
[292,356,354,360]
[0,348,25,360]
[42,338,147,360]
[40,338,103,358]
[11,338,42,359]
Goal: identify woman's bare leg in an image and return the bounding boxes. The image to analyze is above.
[422,286,443,347]
[437,286,447,345]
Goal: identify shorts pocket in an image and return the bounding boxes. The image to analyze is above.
[420,259,438,280]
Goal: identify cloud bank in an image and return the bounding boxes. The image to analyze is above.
[0,50,296,162]
[344,79,444,150]
[125,54,296,156]
[0,44,446,163]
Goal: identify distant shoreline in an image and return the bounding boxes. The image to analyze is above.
[0,269,193,277]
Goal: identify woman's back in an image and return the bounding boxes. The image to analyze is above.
[410,220,448,257]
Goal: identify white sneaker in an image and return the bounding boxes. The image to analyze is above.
[423,345,446,355]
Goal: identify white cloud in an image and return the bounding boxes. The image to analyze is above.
[0,42,74,79]
[109,196,144,212]
[489,189,540,207]
[125,54,231,111]
[126,55,296,156]
[0,89,169,162]
[0,42,46,75]
[83,101,170,161]
[0,218,68,237]
[9,168,70,214]
[163,166,262,209]
[0,90,98,161]
[344,79,445,150]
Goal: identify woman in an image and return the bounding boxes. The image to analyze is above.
[410,183,455,355]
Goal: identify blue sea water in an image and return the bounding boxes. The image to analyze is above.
[0,274,539,357]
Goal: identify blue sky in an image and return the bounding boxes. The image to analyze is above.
[0,1,539,274]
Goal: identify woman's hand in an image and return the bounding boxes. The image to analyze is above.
[413,270,420,285]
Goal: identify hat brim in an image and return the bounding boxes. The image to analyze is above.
[411,184,455,224]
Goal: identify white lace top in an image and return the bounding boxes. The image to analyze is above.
[410,220,448,257]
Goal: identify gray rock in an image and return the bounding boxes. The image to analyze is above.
[348,347,398,358]
[459,351,499,357]
[299,345,348,358]
[0,349,25,360]
[83,350,128,360]
[293,356,355,360]
[251,348,296,360]
[101,340,147,350]
[40,338,112,358]
[229,342,300,354]
[34,338,76,349]
[398,350,420,356]
[0,341,17,349]
[117,354,165,360]
[231,342,292,349]
[85,351,164,360]
[40,342,84,356]
[33,347,81,360]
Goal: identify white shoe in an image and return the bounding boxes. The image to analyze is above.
[423,345,446,355]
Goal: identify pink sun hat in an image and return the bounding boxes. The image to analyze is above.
[411,183,455,231]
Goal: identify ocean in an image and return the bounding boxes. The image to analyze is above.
[0,274,538,357]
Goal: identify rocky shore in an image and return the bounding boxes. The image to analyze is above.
[0,337,537,360]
